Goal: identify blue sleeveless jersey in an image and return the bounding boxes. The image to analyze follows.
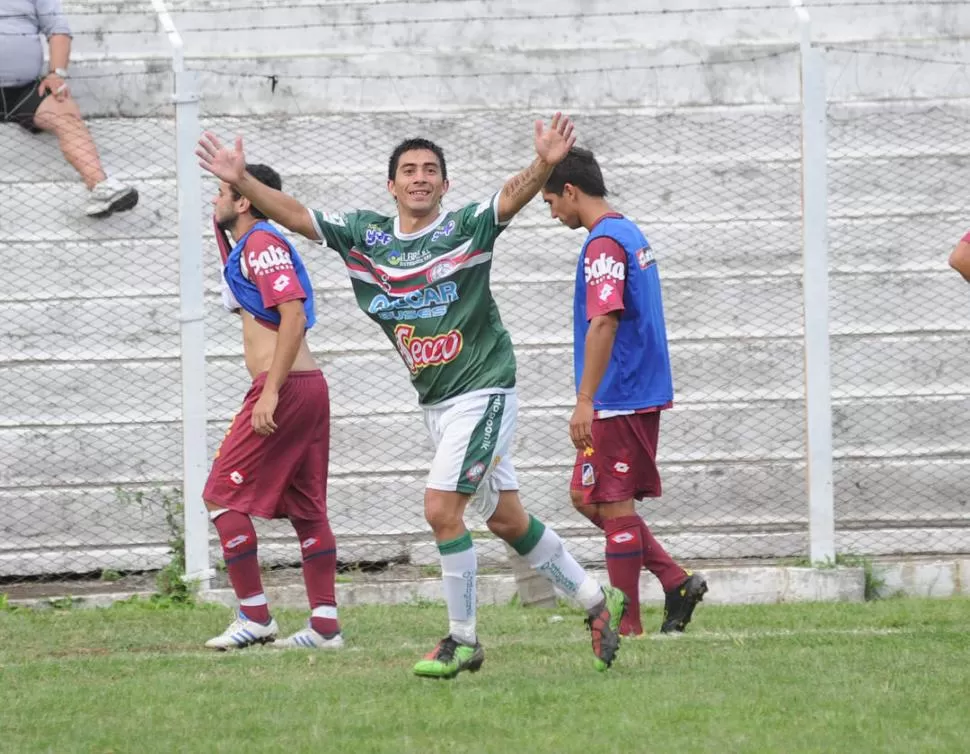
[573,215,673,411]
[223,220,316,328]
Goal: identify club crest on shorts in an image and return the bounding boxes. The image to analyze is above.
[582,463,595,487]
[465,462,486,483]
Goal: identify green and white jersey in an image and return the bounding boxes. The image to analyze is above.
[309,194,517,406]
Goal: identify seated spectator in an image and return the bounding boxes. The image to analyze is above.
[0,0,138,217]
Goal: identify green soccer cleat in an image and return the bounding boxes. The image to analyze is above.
[661,571,708,634]
[586,585,628,671]
[413,636,485,680]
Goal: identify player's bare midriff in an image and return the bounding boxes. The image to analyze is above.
[240,310,318,378]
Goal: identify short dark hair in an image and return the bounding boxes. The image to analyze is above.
[544,147,608,198]
[232,163,282,220]
[388,138,448,181]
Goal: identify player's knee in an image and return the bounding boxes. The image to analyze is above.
[485,495,529,542]
[423,490,464,534]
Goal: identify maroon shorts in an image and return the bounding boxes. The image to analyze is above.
[570,412,663,505]
[203,370,330,520]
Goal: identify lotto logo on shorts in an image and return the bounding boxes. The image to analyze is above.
[613,462,630,475]
[465,462,486,484]
[229,470,245,485]
[582,463,595,487]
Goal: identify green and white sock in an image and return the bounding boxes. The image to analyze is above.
[438,532,477,645]
[512,515,603,612]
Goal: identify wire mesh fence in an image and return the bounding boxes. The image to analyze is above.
[0,99,180,581]
[2,1,969,587]
[824,46,970,558]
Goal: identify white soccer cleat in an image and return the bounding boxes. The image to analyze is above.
[273,625,345,650]
[85,177,139,217]
[204,613,279,650]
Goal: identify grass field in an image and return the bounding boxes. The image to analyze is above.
[2,595,968,754]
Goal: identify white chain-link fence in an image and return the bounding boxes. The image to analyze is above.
[2,1,968,586]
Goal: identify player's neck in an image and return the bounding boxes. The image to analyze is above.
[580,200,616,232]
[229,215,259,243]
[397,208,439,236]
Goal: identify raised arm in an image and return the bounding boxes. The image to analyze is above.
[496,113,576,224]
[196,132,318,240]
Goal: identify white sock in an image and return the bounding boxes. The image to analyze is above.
[524,526,604,612]
[439,533,477,645]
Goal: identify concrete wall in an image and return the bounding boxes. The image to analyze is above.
[1,0,969,576]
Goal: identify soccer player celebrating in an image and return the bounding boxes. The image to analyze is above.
[197,115,627,678]
[203,164,342,651]
[541,147,707,636]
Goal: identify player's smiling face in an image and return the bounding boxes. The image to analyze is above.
[388,149,449,217]
[542,186,582,230]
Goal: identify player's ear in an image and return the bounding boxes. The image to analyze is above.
[237,194,252,216]
[440,178,450,198]
[387,178,398,202]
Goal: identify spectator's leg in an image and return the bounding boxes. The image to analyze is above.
[33,93,106,189]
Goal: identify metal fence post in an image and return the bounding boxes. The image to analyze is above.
[152,0,212,589]
[793,0,836,564]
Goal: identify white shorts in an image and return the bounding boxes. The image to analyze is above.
[423,389,520,521]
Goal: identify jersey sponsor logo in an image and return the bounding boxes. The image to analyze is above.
[465,462,486,484]
[248,244,294,275]
[611,532,635,544]
[320,211,346,227]
[394,324,463,374]
[431,219,456,242]
[365,226,394,247]
[368,281,459,322]
[272,273,291,292]
[637,245,656,269]
[581,462,595,487]
[585,252,626,283]
[387,248,434,267]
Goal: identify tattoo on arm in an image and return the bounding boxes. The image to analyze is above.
[502,160,542,203]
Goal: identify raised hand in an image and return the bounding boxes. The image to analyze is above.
[196,131,246,184]
[534,112,576,166]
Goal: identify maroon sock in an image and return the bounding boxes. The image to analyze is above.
[213,510,270,623]
[639,518,688,592]
[604,516,644,635]
[292,517,340,637]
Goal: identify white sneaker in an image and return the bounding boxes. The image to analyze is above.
[85,177,139,217]
[204,612,279,650]
[273,625,345,650]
